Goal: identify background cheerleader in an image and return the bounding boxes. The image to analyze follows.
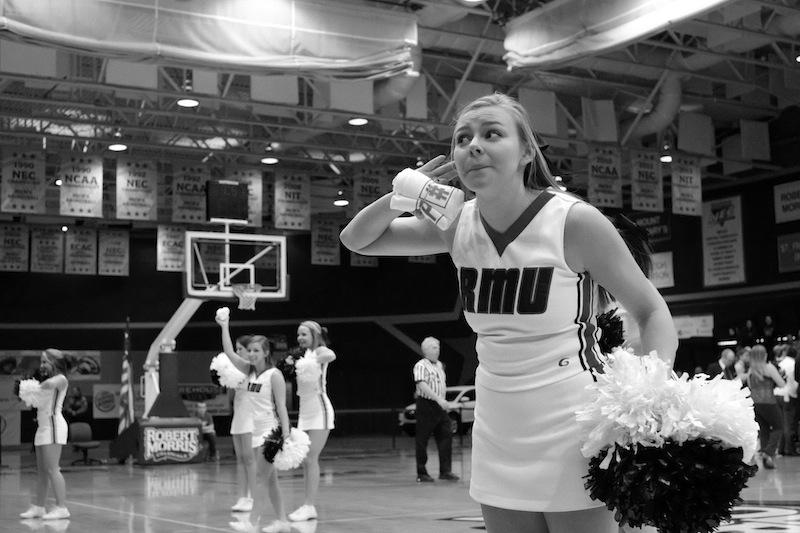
[288,320,336,523]
[19,349,75,520]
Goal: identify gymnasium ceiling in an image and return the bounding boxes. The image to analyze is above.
[0,0,799,215]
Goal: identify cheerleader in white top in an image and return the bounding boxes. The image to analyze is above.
[216,313,258,513]
[216,328,292,533]
[288,320,336,522]
[19,349,75,521]
[340,93,678,533]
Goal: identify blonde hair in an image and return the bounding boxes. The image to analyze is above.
[300,320,328,348]
[451,92,558,190]
[43,348,75,375]
[747,344,769,381]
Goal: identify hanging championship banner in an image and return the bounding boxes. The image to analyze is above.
[30,226,64,273]
[65,228,97,275]
[1,150,46,214]
[352,169,391,214]
[628,212,671,244]
[777,233,800,273]
[702,196,745,287]
[649,251,674,289]
[116,158,157,220]
[311,217,341,265]
[0,223,29,272]
[350,251,378,267]
[58,155,103,218]
[98,229,129,276]
[274,171,310,230]
[157,224,185,272]
[671,156,702,216]
[409,255,436,264]
[588,146,622,208]
[172,165,208,223]
[630,151,663,212]
[228,168,263,227]
[103,172,115,219]
[773,180,800,224]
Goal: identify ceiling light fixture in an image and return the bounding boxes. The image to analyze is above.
[61,225,68,232]
[328,162,342,175]
[55,178,63,186]
[261,156,279,165]
[333,189,349,207]
[177,78,199,108]
[348,117,368,126]
[108,128,127,152]
[659,139,673,163]
[415,157,424,167]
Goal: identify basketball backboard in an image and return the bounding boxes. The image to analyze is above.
[184,231,288,301]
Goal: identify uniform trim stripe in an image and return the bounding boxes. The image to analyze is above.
[574,274,600,381]
[51,389,59,444]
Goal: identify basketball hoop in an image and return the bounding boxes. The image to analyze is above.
[231,283,262,310]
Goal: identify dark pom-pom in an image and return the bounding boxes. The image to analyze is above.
[210,368,222,388]
[32,366,51,382]
[597,308,625,355]
[13,378,21,399]
[277,346,304,381]
[262,426,284,463]
[584,439,758,533]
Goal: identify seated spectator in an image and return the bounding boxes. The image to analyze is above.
[196,402,218,461]
[706,348,736,380]
[63,385,89,423]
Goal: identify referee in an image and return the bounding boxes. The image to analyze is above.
[413,336,459,483]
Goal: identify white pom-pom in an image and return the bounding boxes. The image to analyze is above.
[295,353,321,384]
[273,428,311,470]
[209,353,247,389]
[576,348,758,462]
[215,307,230,321]
[18,379,49,409]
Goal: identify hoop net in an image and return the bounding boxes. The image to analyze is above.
[231,283,262,310]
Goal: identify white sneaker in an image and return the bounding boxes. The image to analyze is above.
[42,507,70,520]
[288,504,318,522]
[20,505,46,519]
[261,520,291,533]
[228,518,255,532]
[231,497,254,512]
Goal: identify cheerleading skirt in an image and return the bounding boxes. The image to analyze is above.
[230,390,254,435]
[252,415,278,449]
[469,365,602,512]
[297,393,335,431]
[35,415,68,446]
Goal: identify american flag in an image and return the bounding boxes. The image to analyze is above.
[118,324,135,434]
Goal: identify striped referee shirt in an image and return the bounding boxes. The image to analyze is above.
[413,358,446,401]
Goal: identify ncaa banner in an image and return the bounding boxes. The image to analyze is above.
[98,229,129,276]
[774,180,800,224]
[172,165,208,223]
[1,150,46,214]
[0,223,29,272]
[227,168,263,227]
[311,217,341,266]
[588,145,622,208]
[702,196,745,287]
[30,226,64,273]
[116,158,158,220]
[350,251,378,268]
[630,151,663,212]
[65,227,97,275]
[157,224,185,272]
[274,171,310,230]
[671,156,702,216]
[58,155,103,218]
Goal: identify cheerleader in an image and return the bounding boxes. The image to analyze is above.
[19,349,74,520]
[340,92,677,533]
[217,314,257,512]
[288,321,335,523]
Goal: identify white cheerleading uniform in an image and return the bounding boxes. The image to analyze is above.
[245,367,279,447]
[35,381,68,446]
[230,384,254,435]
[297,348,335,431]
[451,191,603,512]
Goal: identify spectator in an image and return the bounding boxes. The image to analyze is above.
[742,344,786,469]
[775,345,798,456]
[196,402,218,461]
[762,315,777,352]
[739,319,759,348]
[63,386,89,423]
[706,349,736,380]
